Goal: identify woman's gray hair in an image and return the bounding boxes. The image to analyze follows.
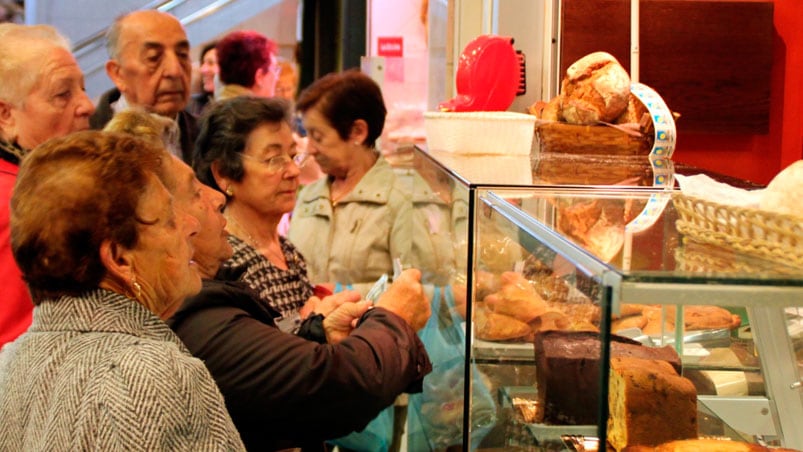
[0,23,70,106]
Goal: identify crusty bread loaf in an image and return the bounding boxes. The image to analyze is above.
[608,357,698,451]
[615,93,651,126]
[560,51,631,124]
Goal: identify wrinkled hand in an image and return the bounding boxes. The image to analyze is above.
[324,300,373,344]
[316,290,361,317]
[300,290,361,319]
[375,268,430,331]
[299,296,321,320]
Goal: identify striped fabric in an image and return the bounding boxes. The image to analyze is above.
[0,288,244,451]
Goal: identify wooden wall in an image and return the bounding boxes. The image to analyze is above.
[561,0,803,184]
[562,0,774,135]
[673,0,803,185]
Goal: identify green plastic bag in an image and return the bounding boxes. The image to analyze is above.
[329,406,394,452]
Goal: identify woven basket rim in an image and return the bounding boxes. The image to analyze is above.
[672,192,803,268]
[673,192,803,225]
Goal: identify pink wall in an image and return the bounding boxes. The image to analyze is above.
[672,0,803,185]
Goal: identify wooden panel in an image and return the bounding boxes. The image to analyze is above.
[560,0,774,134]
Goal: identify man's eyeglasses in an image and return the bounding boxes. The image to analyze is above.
[240,152,310,175]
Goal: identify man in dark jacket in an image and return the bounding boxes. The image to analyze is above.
[90,10,197,164]
[163,155,432,451]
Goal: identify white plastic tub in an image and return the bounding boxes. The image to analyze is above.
[423,111,536,156]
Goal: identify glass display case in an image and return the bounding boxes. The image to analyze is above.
[402,146,803,451]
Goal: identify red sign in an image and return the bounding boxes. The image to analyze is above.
[377,37,403,57]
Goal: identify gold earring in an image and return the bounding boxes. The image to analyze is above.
[225,186,234,196]
[131,276,142,299]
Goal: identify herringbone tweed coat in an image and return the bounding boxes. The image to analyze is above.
[0,288,245,451]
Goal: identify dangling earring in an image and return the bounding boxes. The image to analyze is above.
[225,186,234,196]
[131,275,142,299]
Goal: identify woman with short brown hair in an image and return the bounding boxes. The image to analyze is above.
[0,131,244,451]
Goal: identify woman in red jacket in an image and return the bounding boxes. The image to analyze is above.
[0,23,94,347]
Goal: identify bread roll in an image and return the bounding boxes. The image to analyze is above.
[484,272,547,323]
[560,51,631,124]
[615,93,650,125]
[760,160,803,219]
[529,309,570,334]
[643,305,740,333]
[612,315,648,333]
[540,95,563,121]
[474,302,531,341]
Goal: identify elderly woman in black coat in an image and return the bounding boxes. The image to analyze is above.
[163,149,432,451]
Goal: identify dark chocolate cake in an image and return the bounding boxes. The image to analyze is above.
[532,330,681,425]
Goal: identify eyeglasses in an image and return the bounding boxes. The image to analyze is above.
[240,152,310,175]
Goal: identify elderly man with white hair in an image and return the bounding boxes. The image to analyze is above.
[0,23,95,348]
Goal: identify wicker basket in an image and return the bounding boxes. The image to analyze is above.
[675,240,802,275]
[533,82,676,158]
[672,192,803,268]
[535,121,653,156]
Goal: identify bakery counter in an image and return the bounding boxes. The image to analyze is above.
[405,147,802,451]
[471,186,803,450]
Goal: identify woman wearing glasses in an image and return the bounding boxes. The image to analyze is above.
[193,96,322,332]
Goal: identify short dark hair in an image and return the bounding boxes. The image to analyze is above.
[296,69,386,149]
[199,40,218,61]
[216,30,276,88]
[193,96,292,194]
[11,131,166,301]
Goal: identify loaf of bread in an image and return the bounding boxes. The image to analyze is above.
[608,357,698,451]
[615,93,651,126]
[560,51,631,124]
